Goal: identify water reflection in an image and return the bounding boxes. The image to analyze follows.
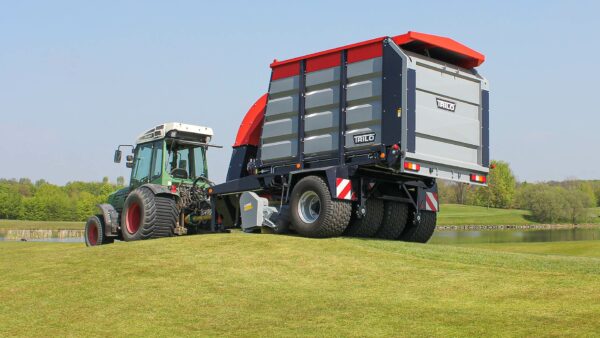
[430,228,600,245]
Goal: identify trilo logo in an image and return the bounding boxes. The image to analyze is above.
[353,132,376,145]
[436,98,456,112]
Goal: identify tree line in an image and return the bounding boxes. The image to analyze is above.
[1,162,599,224]
[439,160,600,224]
[0,177,125,222]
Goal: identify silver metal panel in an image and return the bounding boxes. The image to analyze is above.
[346,102,381,125]
[346,79,382,102]
[269,76,300,95]
[345,126,381,149]
[261,117,298,140]
[305,87,339,110]
[261,140,297,161]
[416,103,479,147]
[305,110,338,132]
[347,57,382,79]
[304,133,337,155]
[306,67,340,87]
[266,94,299,117]
[416,90,479,120]
[415,136,478,164]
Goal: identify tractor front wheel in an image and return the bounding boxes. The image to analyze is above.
[85,215,114,246]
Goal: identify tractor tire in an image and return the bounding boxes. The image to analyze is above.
[375,202,409,240]
[85,215,114,246]
[289,175,351,238]
[120,187,178,241]
[399,210,437,243]
[344,198,384,237]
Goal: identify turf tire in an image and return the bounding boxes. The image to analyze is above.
[289,176,351,238]
[374,202,409,240]
[85,215,114,246]
[344,199,384,237]
[120,187,177,241]
[399,210,437,243]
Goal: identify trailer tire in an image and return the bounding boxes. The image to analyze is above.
[399,211,436,243]
[344,199,384,237]
[290,176,351,238]
[375,202,409,240]
[85,215,114,246]
[120,187,177,241]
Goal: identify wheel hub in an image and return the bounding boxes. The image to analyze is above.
[298,191,321,224]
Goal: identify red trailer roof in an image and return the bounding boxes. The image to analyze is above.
[392,31,485,69]
[270,31,484,78]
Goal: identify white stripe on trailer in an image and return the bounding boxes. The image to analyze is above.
[425,192,438,212]
[335,178,353,200]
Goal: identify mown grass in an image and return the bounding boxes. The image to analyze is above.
[437,204,537,225]
[0,219,83,230]
[459,240,600,258]
[1,234,600,337]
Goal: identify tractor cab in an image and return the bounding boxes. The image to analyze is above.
[115,122,217,189]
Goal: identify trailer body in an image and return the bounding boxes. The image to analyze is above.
[213,31,490,241]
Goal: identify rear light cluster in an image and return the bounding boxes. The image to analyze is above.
[404,161,420,172]
[470,174,486,183]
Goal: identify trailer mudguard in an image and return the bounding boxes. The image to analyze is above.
[416,182,439,212]
[287,166,356,202]
[96,203,119,236]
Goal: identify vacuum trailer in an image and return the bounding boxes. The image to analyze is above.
[85,31,489,246]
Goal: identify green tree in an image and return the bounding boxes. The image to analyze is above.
[0,186,22,219]
[472,160,516,208]
[116,176,125,186]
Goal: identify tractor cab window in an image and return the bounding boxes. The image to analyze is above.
[131,143,154,185]
[166,141,207,180]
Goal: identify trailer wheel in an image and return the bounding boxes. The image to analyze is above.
[375,202,409,240]
[344,199,384,237]
[85,215,114,246]
[399,211,437,243]
[290,176,351,238]
[120,187,177,241]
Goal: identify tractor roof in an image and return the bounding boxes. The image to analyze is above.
[136,122,214,145]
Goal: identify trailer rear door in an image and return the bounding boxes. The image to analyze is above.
[401,50,489,184]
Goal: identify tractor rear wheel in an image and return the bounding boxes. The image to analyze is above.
[375,202,409,240]
[289,176,351,238]
[120,187,178,241]
[344,199,384,237]
[399,211,437,243]
[85,215,114,246]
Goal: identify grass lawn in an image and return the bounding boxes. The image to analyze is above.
[459,240,600,258]
[0,219,83,230]
[437,204,537,226]
[1,234,600,337]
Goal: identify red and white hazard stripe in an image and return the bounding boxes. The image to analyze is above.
[336,178,353,200]
[424,192,438,212]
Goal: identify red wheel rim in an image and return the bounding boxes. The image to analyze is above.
[126,202,141,234]
[88,222,98,245]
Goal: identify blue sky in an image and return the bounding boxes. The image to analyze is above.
[1,0,599,184]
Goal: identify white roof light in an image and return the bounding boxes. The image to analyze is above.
[135,122,214,145]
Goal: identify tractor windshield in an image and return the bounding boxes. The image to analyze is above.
[165,141,208,180]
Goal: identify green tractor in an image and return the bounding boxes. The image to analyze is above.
[84,122,221,246]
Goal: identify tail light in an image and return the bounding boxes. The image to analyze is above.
[404,161,420,172]
[170,184,177,193]
[470,174,486,183]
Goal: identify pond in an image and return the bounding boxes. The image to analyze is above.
[1,227,599,244]
[430,227,600,245]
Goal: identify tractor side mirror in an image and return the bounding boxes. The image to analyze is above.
[125,154,134,168]
[114,150,122,163]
